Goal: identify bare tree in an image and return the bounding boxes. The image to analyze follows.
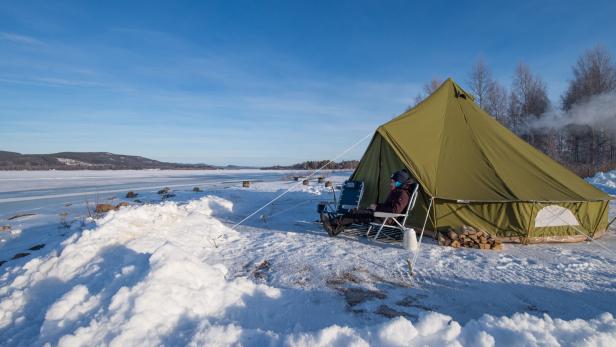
[561,45,616,172]
[410,78,443,108]
[511,63,551,152]
[467,58,493,108]
[507,90,521,133]
[424,78,442,95]
[484,81,508,123]
[512,63,550,120]
[562,45,616,110]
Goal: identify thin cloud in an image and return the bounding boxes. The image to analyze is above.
[0,32,43,46]
[0,76,107,88]
[33,77,106,87]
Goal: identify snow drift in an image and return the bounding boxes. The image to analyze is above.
[1,197,615,346]
[587,170,616,195]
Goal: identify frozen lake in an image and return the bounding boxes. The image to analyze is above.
[0,170,323,219]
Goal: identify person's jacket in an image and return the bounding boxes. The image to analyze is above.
[375,182,416,214]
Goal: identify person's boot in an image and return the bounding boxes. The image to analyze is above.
[320,213,335,237]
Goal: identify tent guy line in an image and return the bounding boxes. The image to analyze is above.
[229,132,373,230]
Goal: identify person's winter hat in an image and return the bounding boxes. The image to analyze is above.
[391,169,410,183]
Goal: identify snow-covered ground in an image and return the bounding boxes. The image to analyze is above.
[0,170,615,346]
[587,170,616,196]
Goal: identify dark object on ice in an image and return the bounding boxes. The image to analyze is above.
[324,181,333,187]
[375,305,410,318]
[252,260,270,280]
[341,287,386,307]
[0,260,5,267]
[242,181,250,188]
[12,252,30,260]
[95,204,115,213]
[157,187,170,194]
[162,193,176,199]
[94,202,129,213]
[134,199,143,203]
[254,260,270,271]
[28,244,45,251]
[8,213,36,220]
[126,191,138,198]
[317,176,325,183]
[302,179,309,186]
[193,187,203,192]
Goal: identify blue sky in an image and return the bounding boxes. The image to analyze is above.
[1,1,615,166]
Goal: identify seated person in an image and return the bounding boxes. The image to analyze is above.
[321,169,417,236]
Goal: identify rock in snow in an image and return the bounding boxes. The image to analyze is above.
[0,195,614,346]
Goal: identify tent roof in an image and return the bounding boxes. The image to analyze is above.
[377,78,609,202]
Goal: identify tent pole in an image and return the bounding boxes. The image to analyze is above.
[593,201,610,236]
[525,202,536,245]
[432,197,438,239]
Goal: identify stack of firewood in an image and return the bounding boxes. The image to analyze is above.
[437,225,502,250]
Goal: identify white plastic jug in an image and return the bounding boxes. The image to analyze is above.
[403,228,418,251]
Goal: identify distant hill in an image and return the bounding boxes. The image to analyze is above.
[261,160,358,170]
[0,151,217,170]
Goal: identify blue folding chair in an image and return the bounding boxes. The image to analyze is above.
[318,180,365,216]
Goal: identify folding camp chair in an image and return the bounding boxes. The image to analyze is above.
[317,180,364,216]
[366,183,419,241]
[336,180,365,214]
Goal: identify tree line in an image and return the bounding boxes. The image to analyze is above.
[261,160,359,170]
[415,45,616,177]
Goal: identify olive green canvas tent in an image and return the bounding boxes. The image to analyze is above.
[351,79,611,243]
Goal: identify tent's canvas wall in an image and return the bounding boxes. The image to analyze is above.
[435,199,609,243]
[351,132,435,232]
[350,79,611,243]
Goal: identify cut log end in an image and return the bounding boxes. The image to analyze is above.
[437,225,502,251]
